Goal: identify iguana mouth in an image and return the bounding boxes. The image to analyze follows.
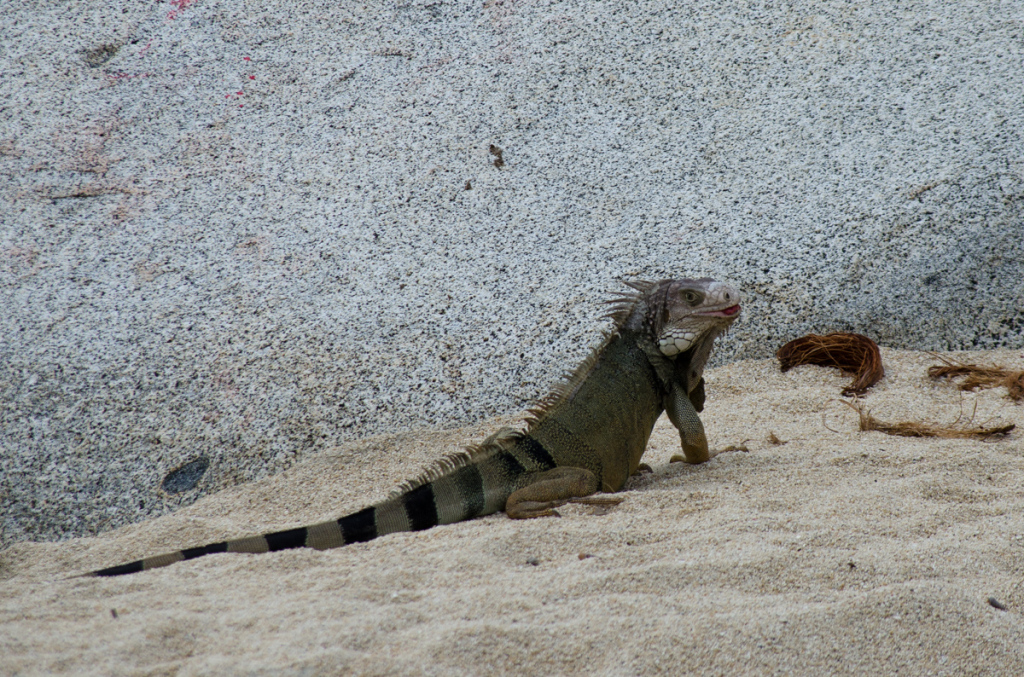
[699,304,741,318]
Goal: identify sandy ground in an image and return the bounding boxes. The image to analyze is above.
[2,348,1023,675]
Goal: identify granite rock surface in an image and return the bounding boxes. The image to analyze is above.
[2,0,1022,545]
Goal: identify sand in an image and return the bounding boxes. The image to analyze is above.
[2,348,1023,675]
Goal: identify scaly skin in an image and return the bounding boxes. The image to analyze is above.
[84,278,740,577]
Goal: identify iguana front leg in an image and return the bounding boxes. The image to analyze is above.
[505,467,622,519]
[665,382,742,464]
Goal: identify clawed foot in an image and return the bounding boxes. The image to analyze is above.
[670,444,749,464]
[567,496,624,507]
[709,444,749,458]
[507,500,564,519]
[632,463,653,475]
[506,495,624,519]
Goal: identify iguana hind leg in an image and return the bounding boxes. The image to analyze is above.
[505,467,621,519]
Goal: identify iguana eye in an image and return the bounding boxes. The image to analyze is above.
[682,290,702,305]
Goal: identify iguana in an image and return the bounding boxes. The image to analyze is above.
[84,278,740,577]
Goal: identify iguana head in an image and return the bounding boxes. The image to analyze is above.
[647,278,741,357]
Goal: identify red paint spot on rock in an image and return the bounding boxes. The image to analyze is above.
[167,0,194,20]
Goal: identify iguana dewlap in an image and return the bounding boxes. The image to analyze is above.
[85,278,740,577]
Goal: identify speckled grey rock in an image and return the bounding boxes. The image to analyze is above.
[2,0,1022,547]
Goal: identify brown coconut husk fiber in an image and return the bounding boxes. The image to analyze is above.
[927,353,1024,402]
[840,399,1015,440]
[777,332,884,396]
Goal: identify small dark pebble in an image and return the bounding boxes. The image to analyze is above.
[110,609,118,619]
[161,457,209,494]
[489,144,504,168]
[526,558,540,566]
[988,597,1008,611]
[82,44,119,68]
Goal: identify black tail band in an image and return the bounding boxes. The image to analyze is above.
[403,483,439,531]
[93,560,145,577]
[182,542,228,560]
[339,506,377,543]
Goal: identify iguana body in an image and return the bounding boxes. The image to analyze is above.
[87,278,740,577]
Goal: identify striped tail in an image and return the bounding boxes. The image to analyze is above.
[86,431,557,577]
